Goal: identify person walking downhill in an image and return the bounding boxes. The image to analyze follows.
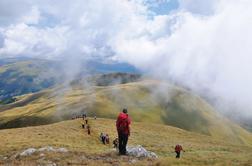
[113,138,119,149]
[116,108,131,155]
[100,133,106,144]
[105,134,110,144]
[81,121,85,129]
[87,124,91,135]
[175,144,185,158]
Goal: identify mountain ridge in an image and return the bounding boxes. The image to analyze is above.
[0,80,251,146]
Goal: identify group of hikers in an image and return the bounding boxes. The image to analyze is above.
[73,113,98,135]
[72,113,87,120]
[76,109,185,158]
[79,114,91,135]
[99,132,119,149]
[116,109,185,158]
[100,133,110,144]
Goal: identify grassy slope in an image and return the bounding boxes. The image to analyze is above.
[0,58,139,101]
[0,118,251,165]
[0,59,59,99]
[0,81,252,146]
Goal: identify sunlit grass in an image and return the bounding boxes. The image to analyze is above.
[1,81,252,146]
[0,118,251,165]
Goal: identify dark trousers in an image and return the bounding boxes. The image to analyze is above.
[102,136,106,144]
[118,133,128,155]
[176,151,180,158]
[88,129,90,135]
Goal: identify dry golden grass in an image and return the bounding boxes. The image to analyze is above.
[0,118,251,165]
[1,80,252,146]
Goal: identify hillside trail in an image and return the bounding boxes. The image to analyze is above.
[1,117,156,166]
[78,116,157,164]
[1,117,252,165]
[38,116,155,165]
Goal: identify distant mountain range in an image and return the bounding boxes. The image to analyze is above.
[0,57,251,134]
[0,57,139,100]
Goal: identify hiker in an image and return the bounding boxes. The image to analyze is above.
[100,133,106,144]
[81,122,85,129]
[113,138,119,149]
[87,124,91,135]
[116,108,131,155]
[94,116,97,120]
[85,118,88,124]
[105,134,110,144]
[175,144,185,158]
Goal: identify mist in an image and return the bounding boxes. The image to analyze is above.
[0,0,252,118]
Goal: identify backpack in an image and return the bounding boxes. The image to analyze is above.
[118,118,128,133]
[175,145,182,152]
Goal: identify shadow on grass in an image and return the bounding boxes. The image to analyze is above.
[0,116,62,129]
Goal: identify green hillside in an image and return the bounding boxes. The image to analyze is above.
[0,80,252,146]
[0,58,139,101]
[0,118,251,165]
[0,59,61,100]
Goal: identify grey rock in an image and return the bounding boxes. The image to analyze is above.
[127,145,158,158]
[57,148,68,153]
[19,146,68,157]
[20,148,37,156]
[38,146,55,152]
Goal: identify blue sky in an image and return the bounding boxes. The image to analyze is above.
[148,0,179,15]
[29,0,180,29]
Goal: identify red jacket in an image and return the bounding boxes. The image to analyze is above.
[116,112,131,135]
[175,145,183,152]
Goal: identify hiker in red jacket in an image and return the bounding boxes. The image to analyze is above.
[116,108,131,155]
[175,144,185,158]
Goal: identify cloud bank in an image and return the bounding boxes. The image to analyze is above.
[0,0,252,117]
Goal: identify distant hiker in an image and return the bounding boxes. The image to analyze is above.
[116,108,131,155]
[175,144,184,158]
[94,116,97,120]
[105,134,110,144]
[113,138,119,149]
[82,114,85,120]
[87,124,91,135]
[85,118,88,124]
[82,122,85,129]
[100,133,106,144]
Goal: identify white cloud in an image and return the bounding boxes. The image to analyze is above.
[0,0,36,26]
[112,0,252,117]
[21,6,41,25]
[0,0,252,117]
[0,23,68,57]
